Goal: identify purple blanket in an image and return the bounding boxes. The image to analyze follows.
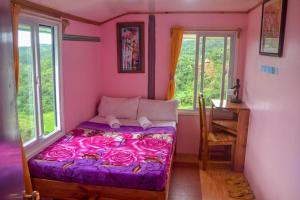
[28,122,176,191]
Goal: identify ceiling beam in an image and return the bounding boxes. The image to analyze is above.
[98,10,249,25]
[98,13,129,25]
[247,1,263,13]
[11,0,101,26]
[11,0,261,26]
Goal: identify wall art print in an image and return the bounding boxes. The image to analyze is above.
[259,0,288,57]
[117,22,145,73]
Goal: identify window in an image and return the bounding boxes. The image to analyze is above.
[175,32,236,110]
[17,14,62,146]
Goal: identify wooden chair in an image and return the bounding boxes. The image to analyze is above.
[198,93,236,170]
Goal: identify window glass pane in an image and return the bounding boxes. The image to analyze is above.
[203,37,224,106]
[223,37,231,100]
[175,34,196,109]
[17,25,36,143]
[39,25,57,135]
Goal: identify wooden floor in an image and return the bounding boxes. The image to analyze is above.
[169,163,201,200]
[170,155,243,200]
[200,163,243,200]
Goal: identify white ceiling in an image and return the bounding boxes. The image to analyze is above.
[29,0,260,22]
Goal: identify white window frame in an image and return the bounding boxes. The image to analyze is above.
[18,12,64,158]
[178,30,238,112]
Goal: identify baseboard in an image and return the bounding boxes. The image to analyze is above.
[174,153,199,167]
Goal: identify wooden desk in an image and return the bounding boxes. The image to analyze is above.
[212,99,249,111]
[211,99,250,172]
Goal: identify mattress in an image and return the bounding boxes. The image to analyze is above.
[28,121,176,191]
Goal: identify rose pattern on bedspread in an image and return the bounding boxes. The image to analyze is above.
[29,122,176,191]
[37,129,173,166]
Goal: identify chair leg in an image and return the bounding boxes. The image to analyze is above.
[198,142,202,160]
[202,146,208,170]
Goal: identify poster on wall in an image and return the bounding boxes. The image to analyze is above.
[259,0,288,57]
[117,22,145,73]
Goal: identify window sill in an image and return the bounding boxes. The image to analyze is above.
[25,131,64,159]
[178,108,213,116]
[178,110,199,116]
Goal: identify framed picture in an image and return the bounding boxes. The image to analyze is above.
[117,22,145,73]
[259,0,288,57]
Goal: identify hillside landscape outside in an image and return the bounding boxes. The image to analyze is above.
[18,25,57,143]
[175,34,231,109]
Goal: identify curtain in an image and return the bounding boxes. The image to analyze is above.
[11,3,21,93]
[11,3,33,195]
[166,26,184,100]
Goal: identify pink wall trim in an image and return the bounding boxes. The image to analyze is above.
[243,0,300,199]
[62,20,101,131]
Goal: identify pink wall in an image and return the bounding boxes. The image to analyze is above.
[98,13,248,154]
[62,20,101,131]
[176,114,201,154]
[99,15,149,98]
[243,0,300,199]
[99,13,248,99]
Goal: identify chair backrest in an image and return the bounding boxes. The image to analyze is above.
[198,93,208,147]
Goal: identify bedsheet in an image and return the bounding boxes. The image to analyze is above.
[28,122,176,191]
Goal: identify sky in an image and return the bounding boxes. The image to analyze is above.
[18,30,52,47]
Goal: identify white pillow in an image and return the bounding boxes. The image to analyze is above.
[137,99,179,122]
[98,96,140,119]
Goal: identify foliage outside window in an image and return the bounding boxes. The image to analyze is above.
[175,32,236,110]
[17,14,62,145]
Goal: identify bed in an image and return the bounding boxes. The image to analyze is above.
[28,116,177,200]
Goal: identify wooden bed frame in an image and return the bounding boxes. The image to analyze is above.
[32,150,175,200]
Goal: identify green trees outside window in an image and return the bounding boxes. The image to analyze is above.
[18,22,60,144]
[175,33,235,110]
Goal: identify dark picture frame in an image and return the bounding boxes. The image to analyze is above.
[259,0,288,57]
[117,22,145,73]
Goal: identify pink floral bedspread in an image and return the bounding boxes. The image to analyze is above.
[28,122,176,191]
